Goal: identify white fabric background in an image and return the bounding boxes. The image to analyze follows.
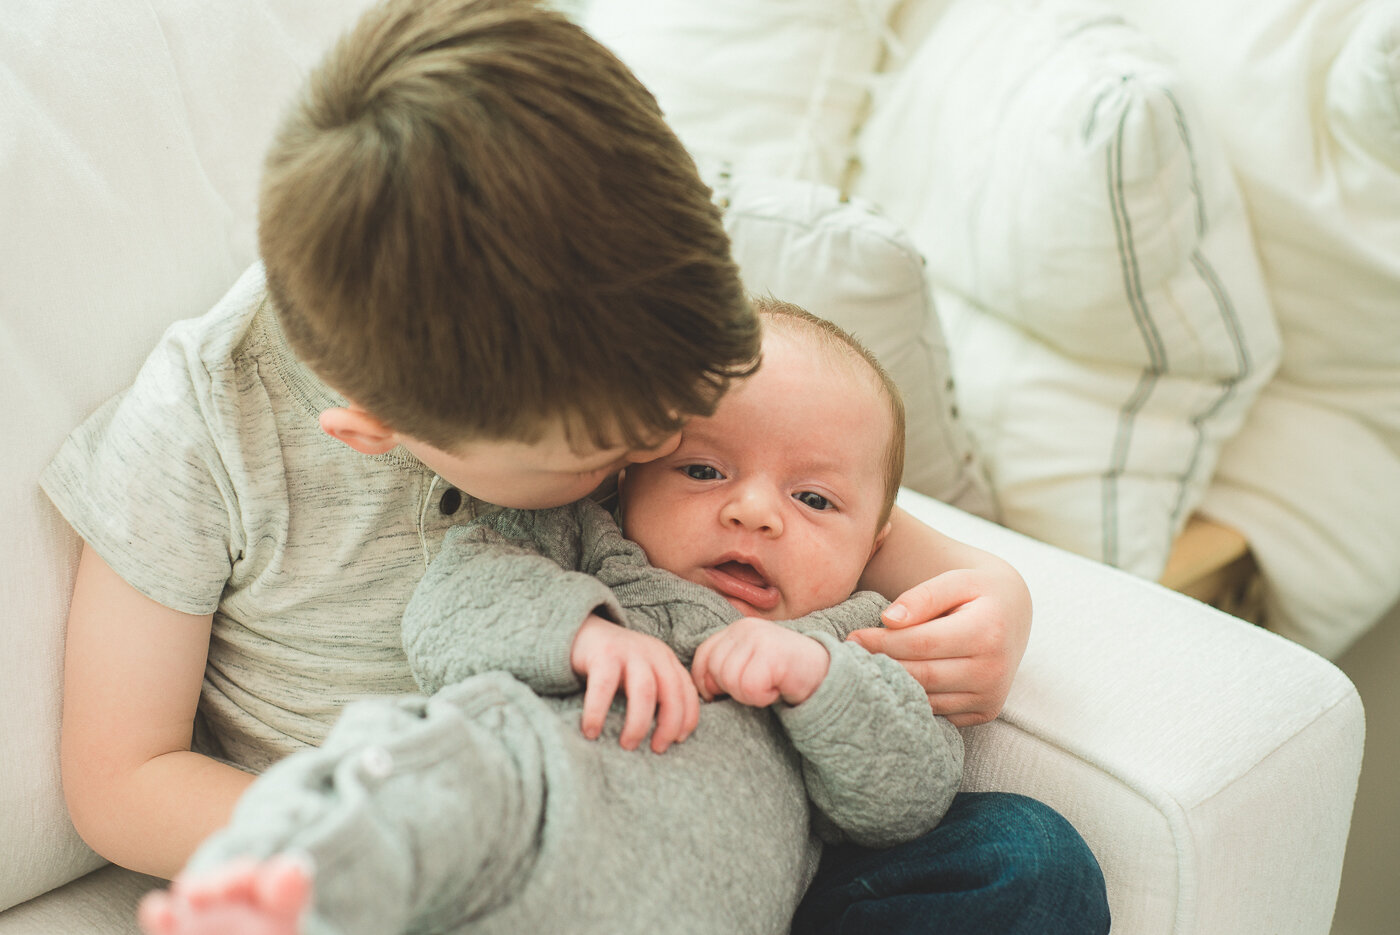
[1,1,1374,927]
[0,0,379,909]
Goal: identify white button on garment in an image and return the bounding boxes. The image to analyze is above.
[359,746,395,779]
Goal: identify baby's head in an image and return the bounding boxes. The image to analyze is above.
[620,298,906,620]
[258,0,758,506]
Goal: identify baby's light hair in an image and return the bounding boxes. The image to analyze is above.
[753,297,905,528]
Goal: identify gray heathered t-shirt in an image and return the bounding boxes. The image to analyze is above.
[41,264,473,772]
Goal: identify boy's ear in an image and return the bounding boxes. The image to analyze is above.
[319,406,399,455]
[870,520,893,559]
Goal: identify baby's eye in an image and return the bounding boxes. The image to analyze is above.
[793,491,832,511]
[682,464,723,481]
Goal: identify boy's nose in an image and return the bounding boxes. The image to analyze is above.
[625,430,682,464]
[719,484,783,536]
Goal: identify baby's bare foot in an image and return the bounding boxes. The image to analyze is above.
[139,856,312,935]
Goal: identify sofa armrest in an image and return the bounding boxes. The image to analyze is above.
[898,489,1364,935]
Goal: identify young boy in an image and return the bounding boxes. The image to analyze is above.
[138,302,969,935]
[41,0,1098,930]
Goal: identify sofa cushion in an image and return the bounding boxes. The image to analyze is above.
[0,865,156,934]
[0,0,376,911]
[852,0,1280,579]
[583,0,902,188]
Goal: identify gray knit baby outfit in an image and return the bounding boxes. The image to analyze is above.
[186,499,963,935]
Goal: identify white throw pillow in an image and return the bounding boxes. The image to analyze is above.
[0,0,375,911]
[712,172,996,518]
[1115,0,1400,654]
[583,0,902,188]
[853,0,1280,578]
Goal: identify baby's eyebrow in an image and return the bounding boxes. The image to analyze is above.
[675,423,723,449]
[788,450,855,476]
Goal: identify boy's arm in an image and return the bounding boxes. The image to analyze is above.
[852,505,1032,726]
[62,545,254,879]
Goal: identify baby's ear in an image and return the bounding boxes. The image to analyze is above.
[614,468,631,526]
[870,520,893,558]
[319,406,398,455]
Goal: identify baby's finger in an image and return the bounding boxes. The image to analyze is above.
[620,666,657,751]
[690,635,723,701]
[679,658,701,740]
[691,660,724,703]
[709,641,745,699]
[579,660,621,740]
[650,667,690,753]
[739,658,782,708]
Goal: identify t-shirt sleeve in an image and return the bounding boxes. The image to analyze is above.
[40,323,242,615]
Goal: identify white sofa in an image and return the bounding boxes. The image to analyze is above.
[0,1,1385,932]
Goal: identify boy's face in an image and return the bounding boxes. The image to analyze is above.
[620,330,892,620]
[400,426,681,510]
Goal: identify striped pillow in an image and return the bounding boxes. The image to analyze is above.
[853,0,1281,577]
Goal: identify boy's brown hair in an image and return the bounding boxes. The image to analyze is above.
[259,0,759,450]
[755,298,906,527]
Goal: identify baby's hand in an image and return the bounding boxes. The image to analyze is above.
[570,614,700,752]
[138,856,311,935]
[691,618,830,707]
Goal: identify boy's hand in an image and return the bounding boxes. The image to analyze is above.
[691,618,830,707]
[570,614,699,752]
[847,566,1031,727]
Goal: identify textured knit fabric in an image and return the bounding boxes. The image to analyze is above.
[186,500,962,935]
[402,500,884,695]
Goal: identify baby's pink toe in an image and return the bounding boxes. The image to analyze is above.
[137,858,312,935]
[137,890,177,935]
[193,859,266,906]
[256,856,314,918]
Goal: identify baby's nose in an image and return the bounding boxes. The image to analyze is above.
[720,484,783,535]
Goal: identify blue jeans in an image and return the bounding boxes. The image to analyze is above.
[792,792,1110,935]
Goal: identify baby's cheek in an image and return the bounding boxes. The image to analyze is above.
[792,556,864,615]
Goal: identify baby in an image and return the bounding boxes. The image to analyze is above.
[139,301,963,935]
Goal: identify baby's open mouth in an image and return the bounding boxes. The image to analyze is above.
[716,560,766,587]
[705,560,781,612]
